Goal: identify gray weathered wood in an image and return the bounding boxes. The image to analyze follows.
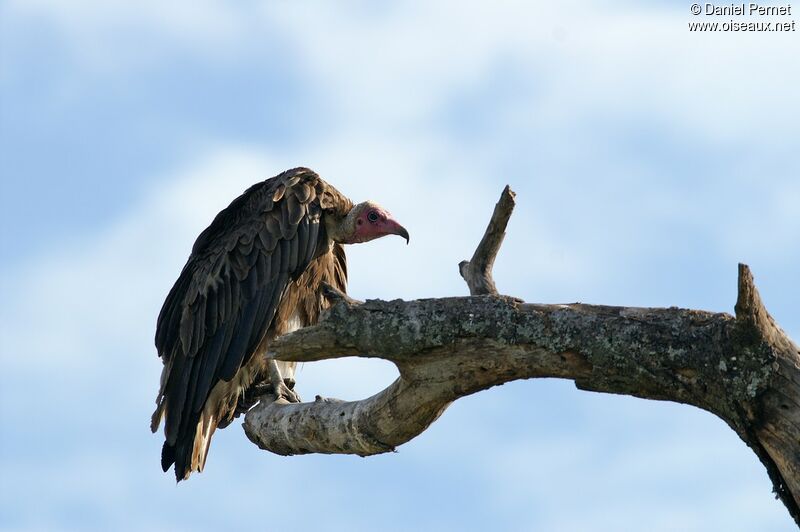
[458,185,515,295]
[243,187,800,526]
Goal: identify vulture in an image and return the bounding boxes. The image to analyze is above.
[151,167,408,481]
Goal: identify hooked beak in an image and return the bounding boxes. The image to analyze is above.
[385,219,410,244]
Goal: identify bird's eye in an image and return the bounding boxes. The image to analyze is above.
[367,211,379,223]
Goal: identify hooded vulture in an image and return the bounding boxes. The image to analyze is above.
[152,167,408,481]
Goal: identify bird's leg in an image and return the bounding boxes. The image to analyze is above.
[233,362,300,416]
[266,359,301,403]
[321,282,362,305]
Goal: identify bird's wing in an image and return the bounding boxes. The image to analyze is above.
[152,168,327,449]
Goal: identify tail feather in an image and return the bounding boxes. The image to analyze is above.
[161,441,176,473]
[155,361,258,481]
[151,397,165,433]
[161,411,218,481]
[191,414,217,474]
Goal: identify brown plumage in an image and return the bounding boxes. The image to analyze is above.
[152,167,408,481]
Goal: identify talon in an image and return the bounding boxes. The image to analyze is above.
[267,360,301,403]
[274,380,301,403]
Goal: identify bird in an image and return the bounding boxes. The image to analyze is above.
[151,167,409,481]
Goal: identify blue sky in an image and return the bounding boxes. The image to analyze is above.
[1,1,798,530]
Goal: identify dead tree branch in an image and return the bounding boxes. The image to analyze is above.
[458,185,515,295]
[244,187,800,526]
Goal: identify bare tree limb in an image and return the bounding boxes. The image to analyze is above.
[458,185,515,295]
[244,188,800,526]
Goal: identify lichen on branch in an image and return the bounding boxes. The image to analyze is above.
[243,187,800,526]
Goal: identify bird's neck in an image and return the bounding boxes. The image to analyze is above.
[325,207,358,244]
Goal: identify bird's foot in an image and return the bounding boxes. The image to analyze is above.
[234,377,300,417]
[266,359,301,403]
[271,378,301,404]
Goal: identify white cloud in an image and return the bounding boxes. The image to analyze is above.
[1,148,261,374]
[3,0,251,72]
[0,142,516,399]
[477,397,790,531]
[7,0,799,142]
[718,177,800,262]
[254,1,800,143]
[9,0,792,290]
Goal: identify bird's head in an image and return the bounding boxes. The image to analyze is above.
[334,201,409,245]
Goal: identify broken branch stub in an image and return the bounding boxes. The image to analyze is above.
[458,185,515,295]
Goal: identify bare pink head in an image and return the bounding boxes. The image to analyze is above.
[344,201,409,245]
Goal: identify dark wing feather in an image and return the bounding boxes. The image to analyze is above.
[153,168,333,473]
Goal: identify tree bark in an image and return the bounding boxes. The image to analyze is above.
[458,184,515,295]
[244,187,800,526]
